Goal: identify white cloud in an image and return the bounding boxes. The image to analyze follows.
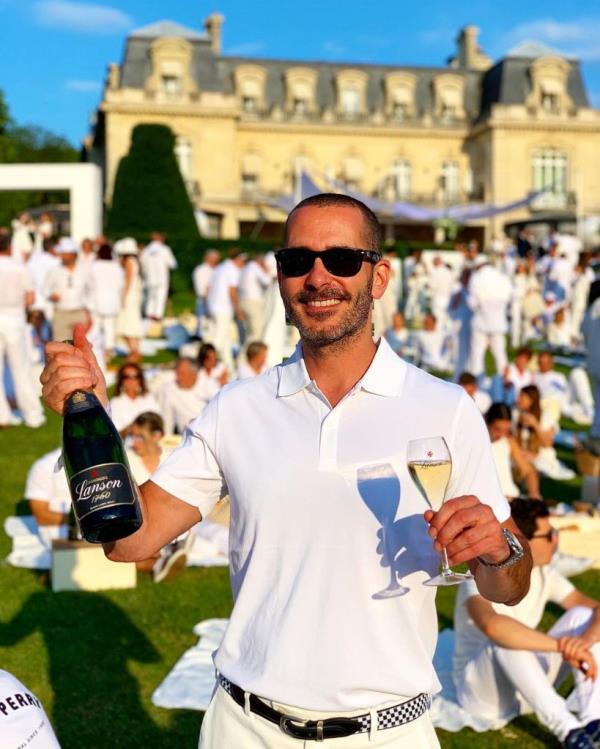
[33,1,133,34]
[503,17,600,61]
[65,79,101,93]
[225,41,265,56]
[322,40,345,57]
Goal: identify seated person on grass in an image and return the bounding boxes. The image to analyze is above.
[25,447,70,545]
[452,498,600,749]
[485,403,540,501]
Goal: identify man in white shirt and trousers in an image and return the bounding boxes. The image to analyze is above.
[43,237,92,343]
[239,254,271,342]
[140,232,177,321]
[206,253,245,373]
[0,234,45,428]
[192,249,220,338]
[468,257,513,378]
[42,194,532,748]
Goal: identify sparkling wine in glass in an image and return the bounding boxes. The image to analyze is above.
[407,436,473,586]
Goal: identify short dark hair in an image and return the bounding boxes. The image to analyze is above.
[515,346,532,359]
[458,371,476,386]
[132,411,164,434]
[283,193,383,252]
[510,498,549,540]
[485,402,512,424]
[97,243,113,260]
[0,234,11,253]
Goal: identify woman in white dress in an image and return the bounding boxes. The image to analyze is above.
[115,237,143,361]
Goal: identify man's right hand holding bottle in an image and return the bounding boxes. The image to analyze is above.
[41,324,108,414]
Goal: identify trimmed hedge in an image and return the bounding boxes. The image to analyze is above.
[106,124,199,245]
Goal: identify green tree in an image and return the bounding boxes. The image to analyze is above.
[0,89,78,227]
[106,124,199,251]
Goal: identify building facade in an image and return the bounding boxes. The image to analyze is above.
[85,16,600,243]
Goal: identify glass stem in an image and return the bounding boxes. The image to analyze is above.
[440,547,452,574]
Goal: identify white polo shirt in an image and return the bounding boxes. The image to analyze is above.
[152,337,510,711]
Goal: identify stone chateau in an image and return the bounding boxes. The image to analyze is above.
[85,15,600,242]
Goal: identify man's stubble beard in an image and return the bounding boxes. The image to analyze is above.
[282,274,374,351]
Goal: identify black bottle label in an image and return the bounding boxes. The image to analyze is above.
[69,462,136,520]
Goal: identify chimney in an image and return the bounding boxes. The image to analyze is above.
[204,13,224,56]
[450,26,492,71]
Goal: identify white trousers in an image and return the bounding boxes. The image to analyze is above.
[468,329,507,377]
[456,606,600,741]
[0,316,44,426]
[510,301,522,349]
[241,299,265,343]
[210,314,237,373]
[145,283,169,319]
[92,313,117,352]
[563,367,595,425]
[199,685,440,748]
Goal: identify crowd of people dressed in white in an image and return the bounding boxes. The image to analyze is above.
[5,212,600,747]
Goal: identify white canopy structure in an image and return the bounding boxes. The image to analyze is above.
[0,163,102,241]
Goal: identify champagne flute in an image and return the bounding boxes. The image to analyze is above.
[407,436,473,586]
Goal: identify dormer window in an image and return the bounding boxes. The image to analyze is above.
[162,75,181,95]
[235,65,267,116]
[293,98,308,116]
[393,102,408,121]
[341,88,360,117]
[541,92,559,114]
[432,74,465,123]
[335,70,368,118]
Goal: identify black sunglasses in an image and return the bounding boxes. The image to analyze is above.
[275,247,381,278]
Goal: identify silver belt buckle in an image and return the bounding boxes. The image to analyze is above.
[280,715,325,742]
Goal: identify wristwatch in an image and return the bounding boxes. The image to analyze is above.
[477,529,525,569]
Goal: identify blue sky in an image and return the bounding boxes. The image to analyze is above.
[2,0,600,145]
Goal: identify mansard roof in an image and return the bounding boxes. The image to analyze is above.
[117,20,590,122]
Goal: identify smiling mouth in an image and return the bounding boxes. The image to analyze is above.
[306,299,342,309]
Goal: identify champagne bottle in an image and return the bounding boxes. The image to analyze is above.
[62,389,142,543]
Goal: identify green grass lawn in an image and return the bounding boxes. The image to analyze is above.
[1,369,598,747]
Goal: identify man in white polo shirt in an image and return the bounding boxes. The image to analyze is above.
[41,194,531,748]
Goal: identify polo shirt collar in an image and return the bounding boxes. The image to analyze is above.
[277,337,406,398]
[277,344,311,396]
[359,337,407,397]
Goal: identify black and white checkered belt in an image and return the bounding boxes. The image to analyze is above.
[218,674,430,741]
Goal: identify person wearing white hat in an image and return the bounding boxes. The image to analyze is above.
[42,237,92,342]
[139,232,177,322]
[115,237,144,361]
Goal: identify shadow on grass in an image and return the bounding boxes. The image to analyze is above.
[511,714,561,747]
[0,590,194,748]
